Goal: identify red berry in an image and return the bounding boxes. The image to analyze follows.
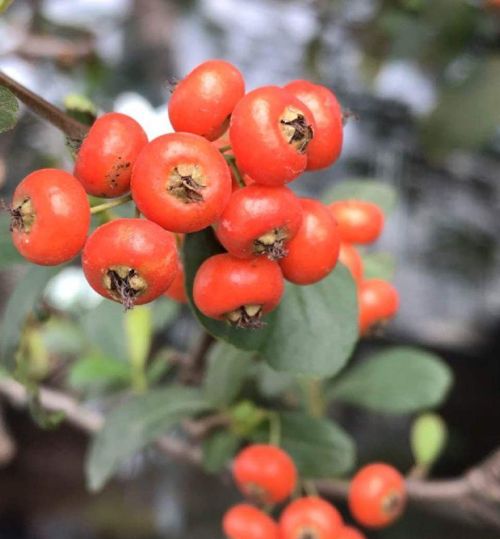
[164,258,187,304]
[233,444,297,504]
[280,497,343,539]
[131,133,231,233]
[338,243,363,285]
[284,80,343,170]
[82,218,178,309]
[9,169,90,265]
[74,112,148,198]
[358,279,399,335]
[169,60,245,141]
[279,198,340,285]
[229,86,315,186]
[215,185,303,260]
[193,254,284,328]
[223,504,279,539]
[337,526,366,539]
[349,463,406,528]
[329,200,384,245]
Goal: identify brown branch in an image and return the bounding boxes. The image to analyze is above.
[0,376,499,530]
[0,71,89,140]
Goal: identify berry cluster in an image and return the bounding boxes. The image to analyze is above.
[223,443,406,538]
[5,59,398,332]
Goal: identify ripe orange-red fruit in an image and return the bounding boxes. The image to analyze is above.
[349,463,406,528]
[280,497,343,539]
[82,218,178,308]
[358,279,399,335]
[284,80,343,170]
[9,169,90,265]
[164,258,187,304]
[131,133,231,233]
[337,526,366,539]
[223,504,279,539]
[233,444,297,504]
[329,200,384,245]
[339,243,364,284]
[229,86,316,186]
[75,112,148,197]
[169,59,245,141]
[193,254,284,328]
[279,198,340,285]
[215,185,303,260]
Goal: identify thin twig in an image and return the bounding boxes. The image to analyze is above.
[0,71,89,141]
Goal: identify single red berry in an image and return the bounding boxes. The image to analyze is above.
[279,198,340,285]
[349,463,406,528]
[280,497,343,539]
[229,86,315,186]
[358,279,399,335]
[284,80,343,170]
[339,243,364,285]
[223,504,279,539]
[164,257,187,304]
[131,132,232,233]
[74,112,148,198]
[193,254,284,328]
[337,526,366,539]
[8,169,90,265]
[329,200,384,245]
[215,185,303,260]
[82,218,178,309]
[233,444,297,504]
[169,59,245,141]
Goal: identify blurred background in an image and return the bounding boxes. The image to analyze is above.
[0,0,500,537]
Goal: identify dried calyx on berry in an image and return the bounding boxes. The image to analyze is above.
[103,265,147,310]
[6,198,35,233]
[253,228,289,260]
[225,304,264,329]
[280,107,314,153]
[167,163,206,203]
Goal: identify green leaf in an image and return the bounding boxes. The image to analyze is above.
[411,413,447,468]
[204,342,254,408]
[278,412,355,478]
[64,93,97,126]
[329,347,453,414]
[255,362,295,398]
[0,266,59,366]
[183,230,275,352]
[184,229,358,379]
[322,179,397,215]
[81,300,127,360]
[202,430,239,473]
[69,355,131,392]
[261,265,358,377]
[86,386,212,491]
[362,252,396,281]
[0,214,25,268]
[151,296,179,330]
[28,390,65,430]
[0,85,19,133]
[125,305,152,369]
[0,0,14,14]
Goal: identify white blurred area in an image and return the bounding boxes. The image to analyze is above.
[44,267,102,311]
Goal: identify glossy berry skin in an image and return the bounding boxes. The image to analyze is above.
[339,243,364,285]
[75,112,148,198]
[358,279,400,335]
[280,497,343,539]
[329,200,384,245]
[193,254,284,327]
[280,198,340,285]
[131,133,232,233]
[349,463,406,528]
[284,80,343,170]
[215,185,303,260]
[229,86,316,186]
[82,218,178,308]
[169,60,245,141]
[10,169,90,265]
[223,504,279,539]
[337,526,366,539]
[233,444,297,504]
[164,258,187,304]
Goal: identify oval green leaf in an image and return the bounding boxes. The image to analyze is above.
[0,85,19,133]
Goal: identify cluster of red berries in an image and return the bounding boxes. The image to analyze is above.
[224,443,407,538]
[5,59,398,331]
